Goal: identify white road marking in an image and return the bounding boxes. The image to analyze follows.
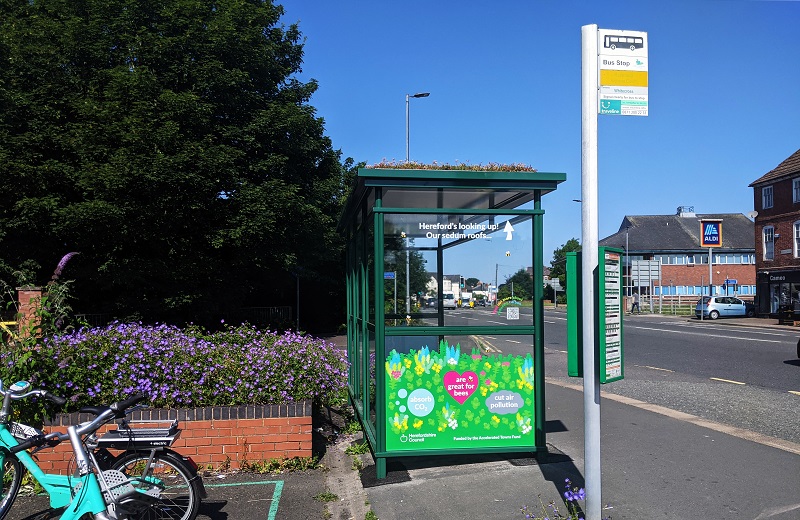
[629,325,783,343]
[710,377,746,385]
[546,377,800,456]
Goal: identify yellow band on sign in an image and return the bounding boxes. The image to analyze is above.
[599,69,648,87]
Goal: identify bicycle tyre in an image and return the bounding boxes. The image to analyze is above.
[0,452,23,520]
[110,451,201,520]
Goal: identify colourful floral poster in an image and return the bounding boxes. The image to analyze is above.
[385,340,535,451]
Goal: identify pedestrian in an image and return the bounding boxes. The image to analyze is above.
[631,291,640,314]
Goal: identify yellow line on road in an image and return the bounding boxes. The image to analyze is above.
[710,377,746,385]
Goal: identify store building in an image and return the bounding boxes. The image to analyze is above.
[599,207,756,299]
[749,148,800,317]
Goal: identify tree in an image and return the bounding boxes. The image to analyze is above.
[465,277,480,290]
[0,0,353,329]
[382,235,429,314]
[497,269,533,301]
[549,238,581,293]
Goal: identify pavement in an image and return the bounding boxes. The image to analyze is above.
[7,316,799,520]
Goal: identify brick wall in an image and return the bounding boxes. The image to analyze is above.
[753,175,800,270]
[659,264,756,287]
[15,287,42,337]
[38,401,312,473]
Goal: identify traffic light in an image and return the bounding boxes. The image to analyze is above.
[460,276,465,288]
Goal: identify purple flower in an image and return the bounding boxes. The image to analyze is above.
[51,252,80,281]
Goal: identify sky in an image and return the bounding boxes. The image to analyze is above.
[278,0,799,283]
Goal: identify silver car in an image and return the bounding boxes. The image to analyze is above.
[695,296,755,320]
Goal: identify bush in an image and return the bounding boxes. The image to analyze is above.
[0,322,349,423]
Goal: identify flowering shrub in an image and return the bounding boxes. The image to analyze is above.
[0,322,348,418]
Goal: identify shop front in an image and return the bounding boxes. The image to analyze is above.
[756,269,800,318]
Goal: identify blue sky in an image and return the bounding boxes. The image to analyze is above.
[279,0,799,283]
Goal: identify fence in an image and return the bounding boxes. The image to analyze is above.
[237,306,293,327]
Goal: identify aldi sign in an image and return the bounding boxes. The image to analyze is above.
[700,220,722,248]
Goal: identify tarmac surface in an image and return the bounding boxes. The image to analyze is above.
[6,315,799,520]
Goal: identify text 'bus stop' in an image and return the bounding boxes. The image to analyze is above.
[339,167,565,478]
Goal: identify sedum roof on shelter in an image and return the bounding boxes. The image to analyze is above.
[338,168,566,231]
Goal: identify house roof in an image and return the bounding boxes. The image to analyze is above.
[599,212,754,253]
[749,148,800,187]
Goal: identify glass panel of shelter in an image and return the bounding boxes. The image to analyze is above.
[382,212,534,328]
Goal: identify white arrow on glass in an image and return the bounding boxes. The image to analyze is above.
[503,221,514,240]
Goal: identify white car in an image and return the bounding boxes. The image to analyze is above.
[695,296,755,320]
[442,293,456,308]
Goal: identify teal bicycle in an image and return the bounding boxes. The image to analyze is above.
[0,380,205,520]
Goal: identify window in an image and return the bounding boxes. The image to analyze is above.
[795,221,800,258]
[794,178,800,203]
[763,226,774,260]
[762,186,773,209]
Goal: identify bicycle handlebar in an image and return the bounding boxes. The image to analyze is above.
[43,391,67,406]
[9,432,62,454]
[0,379,150,453]
[110,393,147,417]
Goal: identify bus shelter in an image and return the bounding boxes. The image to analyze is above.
[339,167,566,478]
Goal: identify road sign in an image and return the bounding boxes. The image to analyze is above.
[597,29,648,116]
[631,259,661,287]
[700,220,722,247]
[724,279,738,285]
[384,271,396,279]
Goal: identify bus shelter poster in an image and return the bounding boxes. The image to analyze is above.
[385,340,535,451]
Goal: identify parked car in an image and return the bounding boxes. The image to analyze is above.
[695,296,755,320]
[442,293,456,309]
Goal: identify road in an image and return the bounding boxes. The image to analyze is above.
[444,307,800,445]
[366,307,800,520]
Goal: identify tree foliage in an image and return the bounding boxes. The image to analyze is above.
[549,238,581,292]
[0,0,355,328]
[497,268,532,301]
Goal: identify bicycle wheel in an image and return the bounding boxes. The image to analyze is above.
[110,451,201,520]
[0,452,23,520]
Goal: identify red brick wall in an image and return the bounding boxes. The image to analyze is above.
[753,175,800,270]
[659,264,756,287]
[15,287,42,337]
[754,219,800,270]
[38,401,312,473]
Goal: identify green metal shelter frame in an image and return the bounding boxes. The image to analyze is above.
[339,167,566,478]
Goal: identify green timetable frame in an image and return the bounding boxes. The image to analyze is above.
[566,247,624,383]
[598,247,624,383]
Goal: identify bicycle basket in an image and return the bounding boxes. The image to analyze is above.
[10,422,43,441]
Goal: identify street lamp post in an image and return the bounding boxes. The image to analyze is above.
[405,92,430,162]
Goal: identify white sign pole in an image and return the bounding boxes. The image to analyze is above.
[581,24,602,520]
[709,247,713,297]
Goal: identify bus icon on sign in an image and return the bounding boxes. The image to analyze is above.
[604,35,644,51]
[700,221,722,247]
